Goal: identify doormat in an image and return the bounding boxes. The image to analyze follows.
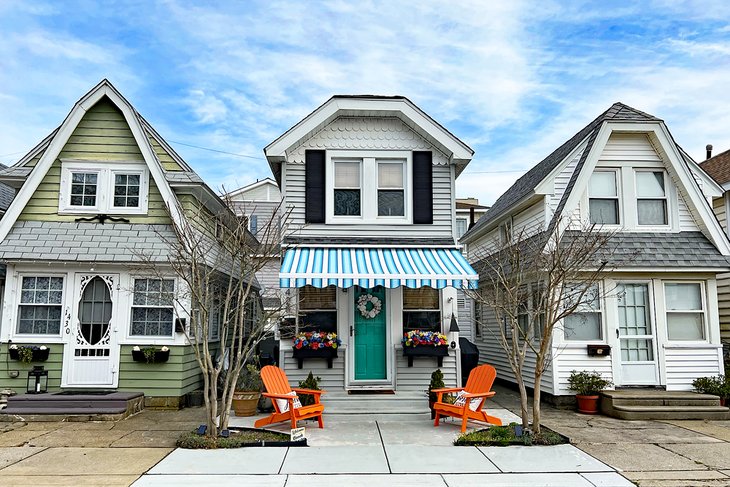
[347,390,395,395]
[54,390,116,396]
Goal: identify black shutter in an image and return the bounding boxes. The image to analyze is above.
[412,151,433,224]
[305,150,326,223]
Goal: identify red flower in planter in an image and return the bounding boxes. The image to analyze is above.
[311,342,320,350]
[295,342,303,349]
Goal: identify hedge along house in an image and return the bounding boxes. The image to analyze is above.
[0,80,246,408]
[264,96,479,404]
[460,103,730,399]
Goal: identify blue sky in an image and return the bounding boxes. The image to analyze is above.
[1,1,730,205]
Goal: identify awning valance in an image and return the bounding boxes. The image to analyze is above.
[280,247,478,289]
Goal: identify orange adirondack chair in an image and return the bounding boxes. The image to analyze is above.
[432,364,502,432]
[253,365,326,429]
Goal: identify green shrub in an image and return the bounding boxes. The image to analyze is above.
[567,370,612,396]
[693,375,729,397]
[297,371,322,406]
[236,364,263,392]
[429,369,445,404]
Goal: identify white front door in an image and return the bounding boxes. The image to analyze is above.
[63,274,120,388]
[616,283,660,385]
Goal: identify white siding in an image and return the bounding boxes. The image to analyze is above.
[513,201,545,237]
[548,142,586,215]
[395,352,458,391]
[284,160,454,239]
[472,304,555,394]
[457,289,473,340]
[282,349,346,390]
[665,346,723,391]
[553,346,613,396]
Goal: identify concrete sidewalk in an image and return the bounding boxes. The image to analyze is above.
[134,413,634,487]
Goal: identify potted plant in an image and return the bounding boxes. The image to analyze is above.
[297,372,322,407]
[567,370,612,414]
[292,331,341,369]
[131,346,170,364]
[428,369,445,420]
[8,345,50,364]
[232,364,263,417]
[402,330,449,367]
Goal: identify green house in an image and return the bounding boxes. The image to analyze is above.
[0,80,237,408]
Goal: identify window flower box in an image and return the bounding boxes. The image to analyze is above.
[292,331,341,369]
[132,346,170,364]
[8,345,50,364]
[402,330,449,367]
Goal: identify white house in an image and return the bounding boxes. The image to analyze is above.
[461,103,730,396]
[264,95,478,399]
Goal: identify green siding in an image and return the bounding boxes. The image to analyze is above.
[17,97,172,225]
[148,135,184,172]
[117,345,203,397]
[0,343,64,392]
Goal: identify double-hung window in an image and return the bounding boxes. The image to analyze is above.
[456,218,468,239]
[563,284,603,341]
[61,162,149,214]
[665,282,706,340]
[131,278,175,337]
[588,171,620,225]
[333,160,361,216]
[17,276,64,335]
[636,170,668,226]
[328,152,410,222]
[377,161,405,216]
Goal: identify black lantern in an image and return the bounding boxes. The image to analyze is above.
[27,366,48,394]
[449,313,459,349]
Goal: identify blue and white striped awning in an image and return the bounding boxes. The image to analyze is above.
[280,247,478,289]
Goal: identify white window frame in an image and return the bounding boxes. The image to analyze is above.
[499,217,513,245]
[455,217,468,239]
[563,282,604,342]
[663,281,707,342]
[332,158,363,218]
[376,159,407,219]
[634,169,670,228]
[15,273,66,338]
[587,169,622,227]
[129,277,176,338]
[402,287,442,333]
[59,160,150,215]
[326,150,412,224]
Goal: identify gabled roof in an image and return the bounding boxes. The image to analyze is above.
[700,148,730,186]
[463,103,661,240]
[0,79,227,242]
[225,177,280,199]
[264,95,474,183]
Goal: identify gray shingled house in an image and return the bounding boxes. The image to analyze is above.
[461,103,730,398]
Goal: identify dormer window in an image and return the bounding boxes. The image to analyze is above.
[60,161,149,215]
[636,170,668,226]
[588,170,620,225]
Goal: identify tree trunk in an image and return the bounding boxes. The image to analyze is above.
[515,375,529,429]
[532,371,542,435]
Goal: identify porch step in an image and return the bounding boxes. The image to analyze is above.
[324,391,429,414]
[601,390,730,420]
[0,391,144,421]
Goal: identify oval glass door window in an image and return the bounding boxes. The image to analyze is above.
[79,277,112,345]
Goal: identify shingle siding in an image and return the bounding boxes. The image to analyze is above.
[0,221,177,262]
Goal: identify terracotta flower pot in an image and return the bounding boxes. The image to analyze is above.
[576,394,600,414]
[233,391,261,417]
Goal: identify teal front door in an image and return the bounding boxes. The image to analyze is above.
[354,286,387,380]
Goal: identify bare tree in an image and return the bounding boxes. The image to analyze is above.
[469,219,624,434]
[135,196,287,437]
